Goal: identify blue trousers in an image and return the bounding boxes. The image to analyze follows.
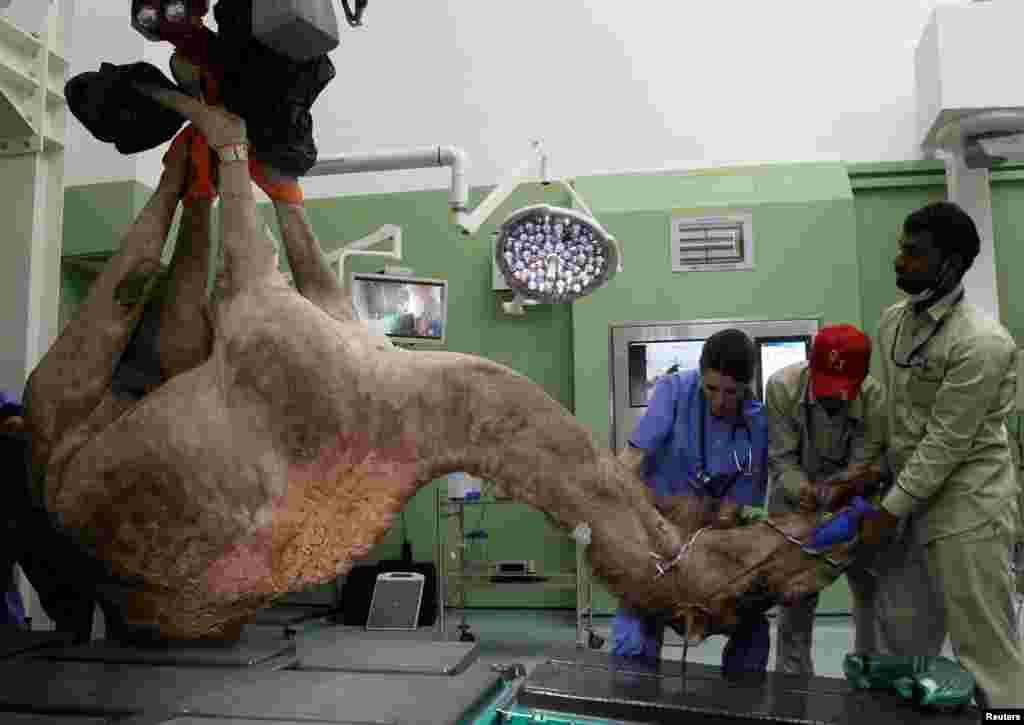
[611,606,771,676]
[3,587,26,628]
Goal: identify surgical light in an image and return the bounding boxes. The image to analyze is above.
[135,4,161,36]
[131,0,209,42]
[495,204,619,304]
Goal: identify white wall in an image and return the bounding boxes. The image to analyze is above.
[9,1,959,196]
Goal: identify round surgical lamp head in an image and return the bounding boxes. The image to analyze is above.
[132,0,208,42]
[495,204,620,304]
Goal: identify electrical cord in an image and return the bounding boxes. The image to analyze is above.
[475,480,493,565]
[340,0,369,27]
[1017,413,1024,468]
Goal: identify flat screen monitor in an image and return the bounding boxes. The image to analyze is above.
[627,335,811,406]
[758,337,811,399]
[351,273,448,347]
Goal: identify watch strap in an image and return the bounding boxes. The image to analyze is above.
[215,143,249,163]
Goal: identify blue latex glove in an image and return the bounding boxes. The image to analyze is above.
[610,608,663,661]
[3,587,26,628]
[808,496,878,550]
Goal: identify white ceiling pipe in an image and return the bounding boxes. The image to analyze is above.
[308,146,469,214]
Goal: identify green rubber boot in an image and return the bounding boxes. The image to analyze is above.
[843,654,975,710]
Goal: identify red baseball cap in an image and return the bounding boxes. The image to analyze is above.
[810,325,872,402]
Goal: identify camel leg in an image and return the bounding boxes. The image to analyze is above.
[271,200,356,323]
[152,199,216,379]
[24,164,185,474]
[213,161,283,294]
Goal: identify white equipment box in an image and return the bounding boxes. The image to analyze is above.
[366,572,425,631]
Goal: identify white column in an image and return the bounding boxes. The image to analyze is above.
[944,153,1000,322]
[0,1,67,632]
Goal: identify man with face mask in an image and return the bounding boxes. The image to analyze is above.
[614,329,771,678]
[861,201,1024,708]
[764,325,889,676]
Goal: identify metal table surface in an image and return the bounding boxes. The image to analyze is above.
[0,629,501,725]
[0,626,74,660]
[162,719,368,725]
[513,647,978,725]
[3,716,112,725]
[36,637,296,668]
[175,664,503,725]
[296,628,480,675]
[0,660,250,717]
[248,604,332,627]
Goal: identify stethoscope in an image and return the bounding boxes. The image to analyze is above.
[802,394,854,470]
[692,386,754,499]
[890,290,964,369]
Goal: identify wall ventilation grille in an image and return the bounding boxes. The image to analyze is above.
[671,212,755,272]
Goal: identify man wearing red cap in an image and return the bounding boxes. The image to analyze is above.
[764,324,888,676]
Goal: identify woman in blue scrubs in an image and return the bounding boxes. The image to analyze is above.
[612,329,772,677]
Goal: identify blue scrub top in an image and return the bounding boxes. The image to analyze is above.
[629,369,769,506]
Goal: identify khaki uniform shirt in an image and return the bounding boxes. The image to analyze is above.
[766,361,887,507]
[878,285,1019,543]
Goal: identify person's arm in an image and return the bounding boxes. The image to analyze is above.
[882,332,1016,517]
[620,376,679,486]
[764,373,810,505]
[629,376,679,454]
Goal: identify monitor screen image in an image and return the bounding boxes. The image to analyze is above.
[759,338,811,399]
[628,336,811,407]
[627,339,705,406]
[351,273,447,344]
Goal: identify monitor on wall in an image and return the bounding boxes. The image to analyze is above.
[627,339,705,407]
[610,319,819,452]
[625,334,812,407]
[757,337,812,399]
[350,273,448,348]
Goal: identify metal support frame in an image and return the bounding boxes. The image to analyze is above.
[0,0,68,633]
[323,223,402,284]
[307,141,554,238]
[923,112,1014,323]
[308,145,470,224]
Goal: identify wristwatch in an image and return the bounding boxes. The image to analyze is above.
[216,143,249,163]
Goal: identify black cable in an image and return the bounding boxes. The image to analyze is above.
[400,508,412,563]
[340,0,369,27]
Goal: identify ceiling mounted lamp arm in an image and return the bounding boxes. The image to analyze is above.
[927,109,1024,168]
[452,140,549,237]
[322,224,402,284]
[309,146,470,222]
[339,0,369,27]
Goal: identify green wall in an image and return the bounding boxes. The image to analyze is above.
[58,158,1024,616]
[847,162,949,376]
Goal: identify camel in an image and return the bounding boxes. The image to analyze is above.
[23,90,860,643]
